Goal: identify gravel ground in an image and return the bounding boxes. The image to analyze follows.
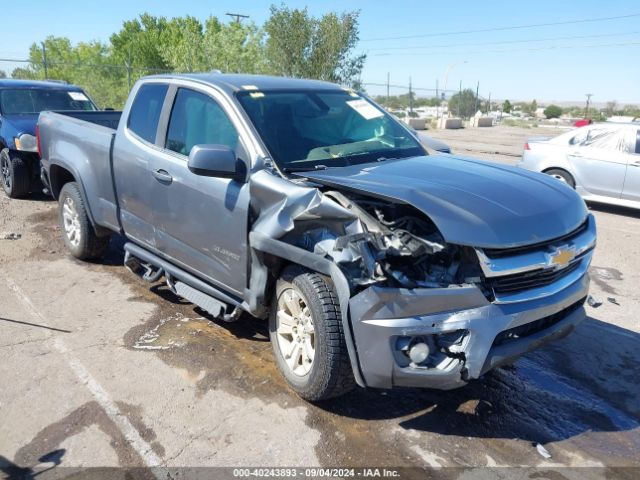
[1,127,639,479]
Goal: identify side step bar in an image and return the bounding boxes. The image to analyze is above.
[123,242,244,322]
[174,281,225,318]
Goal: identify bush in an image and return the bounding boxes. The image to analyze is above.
[543,105,562,119]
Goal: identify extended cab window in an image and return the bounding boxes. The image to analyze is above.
[636,129,640,154]
[165,88,239,156]
[127,83,168,143]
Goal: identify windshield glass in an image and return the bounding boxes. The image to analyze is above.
[236,89,424,171]
[0,88,96,115]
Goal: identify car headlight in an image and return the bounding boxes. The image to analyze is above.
[14,134,37,152]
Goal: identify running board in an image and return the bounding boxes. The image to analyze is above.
[123,242,243,310]
[174,281,224,318]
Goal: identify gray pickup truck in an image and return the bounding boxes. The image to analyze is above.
[38,74,596,401]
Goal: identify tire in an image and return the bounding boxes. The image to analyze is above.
[58,182,110,260]
[1,149,30,198]
[545,168,575,188]
[269,266,355,401]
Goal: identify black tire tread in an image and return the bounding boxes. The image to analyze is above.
[271,266,355,401]
[1,150,30,198]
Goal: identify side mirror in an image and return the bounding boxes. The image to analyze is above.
[188,144,247,182]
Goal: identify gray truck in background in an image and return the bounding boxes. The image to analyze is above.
[38,74,596,401]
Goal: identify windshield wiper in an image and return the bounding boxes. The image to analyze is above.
[282,164,330,173]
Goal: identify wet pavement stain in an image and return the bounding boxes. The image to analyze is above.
[590,266,624,295]
[25,200,640,470]
[9,401,159,479]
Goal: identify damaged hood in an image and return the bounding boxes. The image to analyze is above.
[298,155,588,249]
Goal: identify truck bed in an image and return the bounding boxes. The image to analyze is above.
[38,110,123,232]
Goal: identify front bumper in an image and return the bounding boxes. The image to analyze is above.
[349,262,590,390]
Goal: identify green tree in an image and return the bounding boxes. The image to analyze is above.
[110,14,172,72]
[11,36,123,108]
[543,105,563,119]
[202,17,267,73]
[502,99,512,113]
[264,4,365,85]
[448,88,479,118]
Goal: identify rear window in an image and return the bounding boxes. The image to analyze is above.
[636,130,640,154]
[127,83,168,144]
[0,88,96,114]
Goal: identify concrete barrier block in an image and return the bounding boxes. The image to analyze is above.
[438,117,462,129]
[408,118,427,130]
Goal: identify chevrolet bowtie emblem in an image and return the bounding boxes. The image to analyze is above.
[549,247,576,268]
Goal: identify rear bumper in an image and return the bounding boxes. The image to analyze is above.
[349,266,590,390]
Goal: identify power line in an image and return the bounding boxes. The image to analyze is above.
[370,40,640,57]
[364,30,640,52]
[0,57,170,72]
[361,12,640,42]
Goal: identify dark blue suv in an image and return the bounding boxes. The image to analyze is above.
[0,79,97,197]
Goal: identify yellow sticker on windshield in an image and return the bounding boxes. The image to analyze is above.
[249,92,265,98]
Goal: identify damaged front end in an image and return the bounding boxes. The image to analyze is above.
[248,169,592,390]
[290,191,487,293]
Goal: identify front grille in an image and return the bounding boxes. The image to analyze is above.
[492,297,586,347]
[482,220,588,258]
[487,260,581,294]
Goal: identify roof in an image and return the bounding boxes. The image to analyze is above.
[146,73,344,93]
[0,79,83,90]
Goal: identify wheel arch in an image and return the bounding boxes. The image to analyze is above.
[49,162,105,235]
[248,231,366,387]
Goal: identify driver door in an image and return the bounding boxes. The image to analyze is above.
[149,86,251,296]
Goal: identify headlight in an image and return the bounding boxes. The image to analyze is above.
[14,134,37,152]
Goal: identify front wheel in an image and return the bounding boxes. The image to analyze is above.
[58,182,110,260]
[1,149,30,198]
[269,266,355,401]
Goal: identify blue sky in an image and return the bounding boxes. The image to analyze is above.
[2,0,639,104]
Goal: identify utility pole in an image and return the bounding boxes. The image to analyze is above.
[126,49,132,90]
[457,80,462,118]
[41,42,48,79]
[409,77,414,116]
[487,92,491,114]
[386,72,390,106]
[474,81,479,114]
[584,93,593,118]
[226,12,249,23]
[435,78,439,100]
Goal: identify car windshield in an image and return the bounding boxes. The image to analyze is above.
[236,89,424,171]
[0,88,96,115]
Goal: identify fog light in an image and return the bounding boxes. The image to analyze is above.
[409,342,430,364]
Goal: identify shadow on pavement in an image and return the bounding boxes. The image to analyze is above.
[587,202,640,219]
[0,449,65,479]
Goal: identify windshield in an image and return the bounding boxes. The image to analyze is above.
[0,88,96,115]
[236,89,424,171]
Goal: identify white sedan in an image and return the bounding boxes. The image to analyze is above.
[518,122,640,210]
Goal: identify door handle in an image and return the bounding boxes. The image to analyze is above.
[631,161,640,167]
[152,169,173,183]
